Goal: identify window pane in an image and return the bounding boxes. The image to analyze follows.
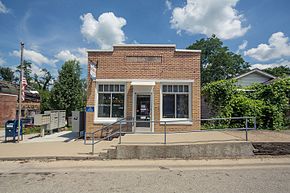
[168,85,172,92]
[178,85,183,92]
[120,85,125,92]
[163,94,175,118]
[112,93,124,118]
[177,94,189,118]
[109,85,114,92]
[115,85,120,92]
[98,84,103,92]
[184,85,189,92]
[104,85,109,92]
[162,85,167,92]
[173,85,178,92]
[98,93,111,117]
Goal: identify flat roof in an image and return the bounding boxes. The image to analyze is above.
[87,44,201,53]
[175,49,201,53]
[114,44,176,47]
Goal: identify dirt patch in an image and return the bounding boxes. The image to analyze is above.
[223,130,290,142]
[253,142,290,155]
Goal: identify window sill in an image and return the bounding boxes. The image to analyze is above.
[159,119,192,125]
[94,118,125,125]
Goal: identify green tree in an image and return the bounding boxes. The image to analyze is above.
[187,35,250,85]
[33,68,53,90]
[38,89,51,112]
[17,60,32,84]
[30,68,54,112]
[50,60,85,116]
[264,66,290,78]
[202,79,238,116]
[0,66,14,82]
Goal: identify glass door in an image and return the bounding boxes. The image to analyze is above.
[136,95,151,127]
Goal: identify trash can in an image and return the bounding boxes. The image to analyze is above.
[5,120,23,142]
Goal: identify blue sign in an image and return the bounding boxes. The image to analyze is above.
[86,106,94,112]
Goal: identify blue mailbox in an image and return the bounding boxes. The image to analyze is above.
[5,120,23,142]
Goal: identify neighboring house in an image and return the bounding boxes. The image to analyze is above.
[86,44,201,135]
[234,68,276,87]
[0,81,41,126]
[201,68,278,119]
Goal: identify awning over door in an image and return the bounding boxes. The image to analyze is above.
[131,81,155,86]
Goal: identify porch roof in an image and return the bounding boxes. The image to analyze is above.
[130,81,156,86]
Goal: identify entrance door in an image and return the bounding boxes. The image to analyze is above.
[136,95,151,128]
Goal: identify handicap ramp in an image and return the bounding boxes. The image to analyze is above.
[98,131,255,159]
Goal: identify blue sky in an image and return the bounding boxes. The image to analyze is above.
[0,0,290,78]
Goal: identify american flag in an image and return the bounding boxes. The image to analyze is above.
[21,77,27,101]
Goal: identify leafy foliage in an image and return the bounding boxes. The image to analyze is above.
[38,89,51,112]
[17,60,32,84]
[0,66,14,82]
[202,79,237,116]
[264,66,290,78]
[187,35,250,85]
[50,60,85,116]
[203,78,290,130]
[33,68,53,90]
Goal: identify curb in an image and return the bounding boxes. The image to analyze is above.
[0,156,103,161]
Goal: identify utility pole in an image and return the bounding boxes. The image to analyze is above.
[18,42,24,143]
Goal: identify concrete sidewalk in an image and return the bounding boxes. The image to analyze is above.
[0,130,289,160]
[0,140,118,160]
[119,131,242,145]
[0,131,243,160]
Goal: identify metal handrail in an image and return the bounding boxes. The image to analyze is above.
[86,116,257,155]
[84,117,134,154]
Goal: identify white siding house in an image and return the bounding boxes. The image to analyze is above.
[235,68,276,87]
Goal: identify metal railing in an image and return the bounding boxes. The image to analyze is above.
[84,117,134,154]
[85,116,256,155]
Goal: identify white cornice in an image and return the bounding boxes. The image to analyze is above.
[93,79,194,83]
[113,44,176,48]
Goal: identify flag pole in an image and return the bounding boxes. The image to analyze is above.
[18,42,24,143]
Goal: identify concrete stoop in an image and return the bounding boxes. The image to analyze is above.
[104,142,255,159]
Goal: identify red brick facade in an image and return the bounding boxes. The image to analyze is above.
[0,93,17,126]
[86,44,201,136]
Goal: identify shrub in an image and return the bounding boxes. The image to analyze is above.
[202,78,290,130]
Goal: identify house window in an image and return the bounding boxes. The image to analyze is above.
[162,85,189,119]
[98,84,125,118]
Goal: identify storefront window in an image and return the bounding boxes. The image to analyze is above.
[98,84,125,118]
[162,85,189,119]
[163,94,175,118]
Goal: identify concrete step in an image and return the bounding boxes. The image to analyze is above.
[135,127,151,133]
[104,141,255,159]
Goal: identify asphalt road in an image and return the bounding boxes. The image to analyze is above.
[0,159,290,193]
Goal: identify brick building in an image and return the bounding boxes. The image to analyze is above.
[0,81,41,126]
[0,93,17,126]
[86,44,201,135]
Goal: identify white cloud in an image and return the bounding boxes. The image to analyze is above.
[165,0,172,10]
[238,40,248,50]
[55,50,76,61]
[170,0,250,39]
[31,64,46,77]
[11,49,56,66]
[0,1,9,14]
[80,12,126,49]
[0,57,5,65]
[55,48,87,66]
[236,40,248,53]
[250,59,290,70]
[245,32,290,61]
